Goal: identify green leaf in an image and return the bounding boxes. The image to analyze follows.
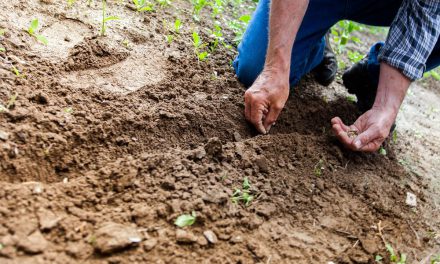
[174,212,196,227]
[430,70,440,80]
[29,19,39,34]
[198,51,208,61]
[104,16,120,22]
[375,255,383,262]
[242,177,251,190]
[239,15,251,23]
[192,31,200,47]
[378,147,387,156]
[35,34,48,45]
[0,47,5,52]
[174,19,181,33]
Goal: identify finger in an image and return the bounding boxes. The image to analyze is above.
[331,117,350,132]
[244,93,251,122]
[250,104,267,134]
[333,123,356,150]
[359,140,383,152]
[263,105,282,132]
[353,127,382,151]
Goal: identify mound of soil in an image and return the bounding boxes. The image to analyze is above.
[0,0,438,263]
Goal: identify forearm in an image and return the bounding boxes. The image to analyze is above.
[265,0,309,76]
[373,62,411,116]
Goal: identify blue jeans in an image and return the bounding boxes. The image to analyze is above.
[233,0,440,87]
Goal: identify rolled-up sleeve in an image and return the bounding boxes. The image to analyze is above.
[378,0,440,80]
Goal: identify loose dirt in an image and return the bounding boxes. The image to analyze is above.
[0,1,439,263]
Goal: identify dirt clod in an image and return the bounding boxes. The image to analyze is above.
[176,229,198,243]
[17,231,48,254]
[203,230,218,244]
[93,222,142,254]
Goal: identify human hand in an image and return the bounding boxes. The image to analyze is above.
[331,107,397,152]
[244,70,290,134]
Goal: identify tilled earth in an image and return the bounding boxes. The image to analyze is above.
[0,0,439,263]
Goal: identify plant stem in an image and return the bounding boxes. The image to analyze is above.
[101,0,106,36]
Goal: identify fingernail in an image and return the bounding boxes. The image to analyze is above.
[354,139,362,149]
[267,125,272,133]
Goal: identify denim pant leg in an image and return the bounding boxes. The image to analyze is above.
[233,0,345,88]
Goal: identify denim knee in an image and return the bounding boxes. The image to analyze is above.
[233,54,262,88]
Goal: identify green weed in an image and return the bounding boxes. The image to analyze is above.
[100,0,120,36]
[156,0,171,7]
[174,19,182,33]
[192,30,208,61]
[392,130,398,144]
[132,0,154,12]
[6,93,17,109]
[431,254,440,264]
[191,0,209,21]
[314,159,324,176]
[346,95,357,103]
[385,244,407,264]
[231,177,254,206]
[174,211,196,227]
[347,50,363,63]
[27,19,48,45]
[331,20,361,54]
[378,146,387,156]
[228,14,251,43]
[0,28,5,52]
[423,68,440,81]
[11,66,25,78]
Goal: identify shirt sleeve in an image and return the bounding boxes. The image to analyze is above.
[378,0,440,80]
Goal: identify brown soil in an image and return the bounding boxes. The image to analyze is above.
[0,1,439,263]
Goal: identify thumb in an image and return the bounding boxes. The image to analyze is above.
[263,106,282,133]
[353,127,379,151]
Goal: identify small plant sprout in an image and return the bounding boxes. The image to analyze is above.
[156,0,171,7]
[132,0,154,12]
[375,255,383,263]
[191,0,208,21]
[27,19,48,45]
[67,0,76,7]
[209,23,223,52]
[0,29,5,52]
[392,130,398,144]
[231,177,254,206]
[431,254,440,264]
[64,107,74,114]
[385,244,407,264]
[346,94,357,103]
[6,93,18,109]
[100,0,120,36]
[192,30,208,61]
[378,146,387,156]
[11,66,24,78]
[174,19,182,33]
[174,211,196,227]
[314,159,325,176]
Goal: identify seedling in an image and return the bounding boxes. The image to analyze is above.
[375,255,383,263]
[228,14,251,43]
[392,130,398,144]
[6,93,17,109]
[346,95,357,103]
[132,0,154,12]
[27,19,48,45]
[192,30,208,61]
[314,159,325,176]
[330,20,362,54]
[378,146,387,156]
[431,254,440,264]
[174,19,182,33]
[191,0,208,21]
[209,23,223,52]
[67,0,76,7]
[385,244,406,264]
[11,66,25,78]
[156,0,171,7]
[100,0,120,36]
[347,50,363,63]
[231,177,254,206]
[174,211,196,227]
[0,29,5,52]
[64,107,73,114]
